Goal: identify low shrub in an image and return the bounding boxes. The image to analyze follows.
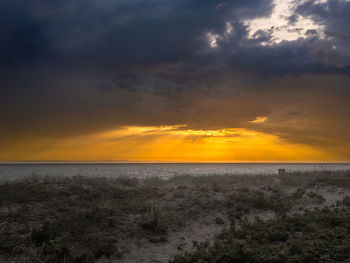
[171,205,350,263]
[226,188,292,216]
[141,202,168,242]
[307,192,326,203]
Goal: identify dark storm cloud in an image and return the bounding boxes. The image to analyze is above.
[0,0,273,136]
[0,0,272,68]
[1,0,350,158]
[296,0,350,35]
[222,38,350,76]
[296,0,350,67]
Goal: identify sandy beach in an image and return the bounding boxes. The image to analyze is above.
[1,171,350,262]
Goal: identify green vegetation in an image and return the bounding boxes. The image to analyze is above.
[0,171,349,262]
[226,187,293,219]
[0,175,169,262]
[172,205,350,263]
[140,201,169,243]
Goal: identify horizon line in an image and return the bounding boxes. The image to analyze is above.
[1,161,350,165]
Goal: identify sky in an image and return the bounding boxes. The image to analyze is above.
[1,0,350,162]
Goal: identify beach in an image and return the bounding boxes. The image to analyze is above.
[1,170,350,262]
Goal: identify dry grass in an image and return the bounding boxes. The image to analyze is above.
[0,170,349,262]
[187,170,349,187]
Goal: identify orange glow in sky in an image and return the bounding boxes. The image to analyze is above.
[1,125,339,162]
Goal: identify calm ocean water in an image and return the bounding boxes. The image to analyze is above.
[0,163,350,181]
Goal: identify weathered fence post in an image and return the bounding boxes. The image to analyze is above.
[278,168,286,175]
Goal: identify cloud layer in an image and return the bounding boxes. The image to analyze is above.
[1,0,350,160]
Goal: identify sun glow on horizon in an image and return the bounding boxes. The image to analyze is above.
[0,125,337,162]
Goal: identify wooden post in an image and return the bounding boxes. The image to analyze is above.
[278,168,286,175]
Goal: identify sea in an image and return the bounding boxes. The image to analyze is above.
[0,163,350,181]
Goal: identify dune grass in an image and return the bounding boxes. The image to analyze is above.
[0,175,168,262]
[172,202,350,263]
[0,170,349,262]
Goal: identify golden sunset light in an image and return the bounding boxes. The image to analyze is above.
[1,0,350,163]
[0,125,338,162]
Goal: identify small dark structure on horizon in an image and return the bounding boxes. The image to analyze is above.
[278,168,286,175]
